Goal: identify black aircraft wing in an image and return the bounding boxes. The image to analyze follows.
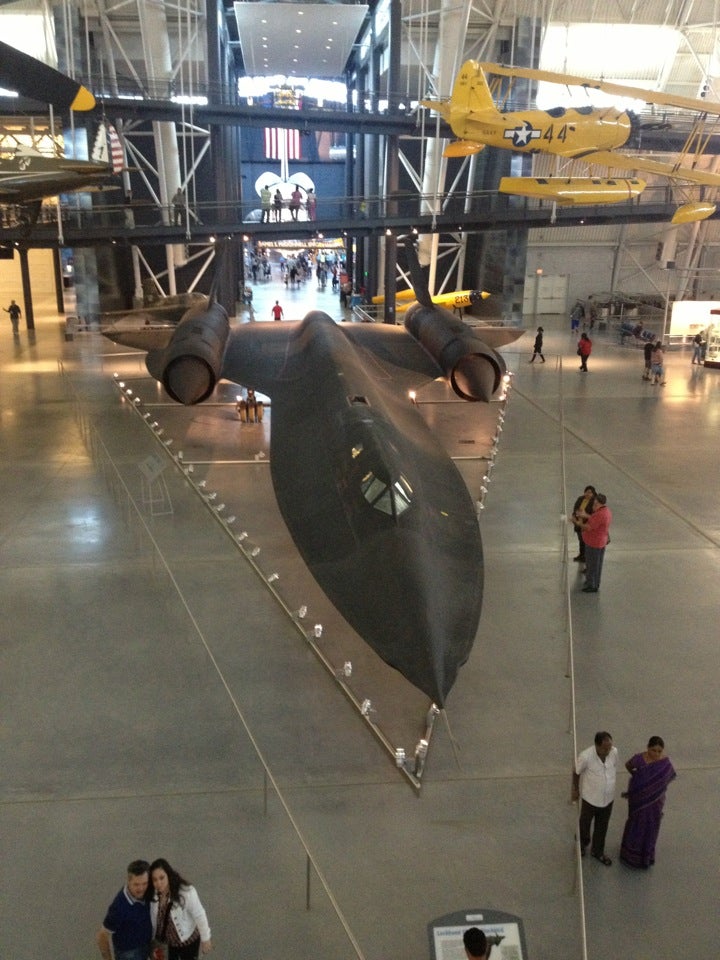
[0,41,95,111]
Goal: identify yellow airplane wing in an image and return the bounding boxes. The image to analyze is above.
[478,62,720,118]
[584,150,720,187]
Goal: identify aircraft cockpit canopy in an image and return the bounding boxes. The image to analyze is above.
[361,471,413,518]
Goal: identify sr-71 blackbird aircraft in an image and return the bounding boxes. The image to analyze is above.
[422,60,720,223]
[104,241,518,706]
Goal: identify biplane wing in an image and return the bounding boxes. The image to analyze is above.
[581,149,720,188]
[478,62,720,118]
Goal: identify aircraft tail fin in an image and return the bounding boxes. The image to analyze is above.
[422,61,498,123]
[92,122,125,172]
[451,60,497,117]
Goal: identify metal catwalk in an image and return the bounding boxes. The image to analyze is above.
[1,281,718,959]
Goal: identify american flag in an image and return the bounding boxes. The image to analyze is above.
[91,122,125,172]
[107,124,124,173]
[264,127,301,161]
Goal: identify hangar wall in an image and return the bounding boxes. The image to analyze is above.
[0,250,57,301]
[526,225,720,310]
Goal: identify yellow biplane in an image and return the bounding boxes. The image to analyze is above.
[422,60,720,224]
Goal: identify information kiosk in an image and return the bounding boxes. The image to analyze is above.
[428,908,527,960]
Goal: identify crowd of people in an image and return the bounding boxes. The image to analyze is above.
[246,246,348,297]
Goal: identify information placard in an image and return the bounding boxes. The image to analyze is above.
[428,909,527,960]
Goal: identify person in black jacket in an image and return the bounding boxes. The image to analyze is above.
[570,485,596,563]
[529,326,545,363]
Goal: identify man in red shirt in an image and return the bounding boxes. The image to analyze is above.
[580,493,611,592]
[271,301,284,321]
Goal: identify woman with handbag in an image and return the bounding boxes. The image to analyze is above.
[149,858,212,959]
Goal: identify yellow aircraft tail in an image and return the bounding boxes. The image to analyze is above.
[422,61,498,145]
[451,60,497,117]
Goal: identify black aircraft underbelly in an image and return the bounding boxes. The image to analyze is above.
[134,297,507,705]
[0,156,114,205]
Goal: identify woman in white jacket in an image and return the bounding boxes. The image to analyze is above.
[149,858,212,959]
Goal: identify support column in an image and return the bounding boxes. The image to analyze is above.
[136,0,187,276]
[19,248,34,330]
[382,0,402,322]
[53,250,65,315]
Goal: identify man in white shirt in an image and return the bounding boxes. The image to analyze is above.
[572,730,618,865]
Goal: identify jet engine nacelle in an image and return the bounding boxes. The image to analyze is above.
[146,303,230,405]
[404,302,506,402]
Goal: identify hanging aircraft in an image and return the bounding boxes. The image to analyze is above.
[0,143,120,205]
[422,60,720,224]
[0,43,122,229]
[103,240,517,707]
[371,287,491,315]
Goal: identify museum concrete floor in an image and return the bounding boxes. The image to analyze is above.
[1,274,718,960]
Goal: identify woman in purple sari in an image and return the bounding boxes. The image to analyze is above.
[620,736,676,868]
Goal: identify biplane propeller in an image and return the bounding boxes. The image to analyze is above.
[422,60,720,224]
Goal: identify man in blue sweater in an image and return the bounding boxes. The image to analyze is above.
[97,859,152,960]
